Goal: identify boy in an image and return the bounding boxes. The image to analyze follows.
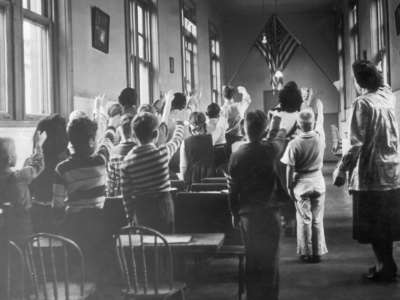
[228,110,286,300]
[281,109,327,263]
[121,111,185,233]
[52,115,119,282]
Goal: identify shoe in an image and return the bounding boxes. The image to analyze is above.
[300,255,311,263]
[310,255,322,263]
[363,268,397,283]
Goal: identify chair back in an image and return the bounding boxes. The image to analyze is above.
[190,183,227,192]
[5,241,25,300]
[115,225,173,295]
[24,233,85,300]
[201,177,227,184]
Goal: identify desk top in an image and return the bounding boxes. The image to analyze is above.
[119,233,225,254]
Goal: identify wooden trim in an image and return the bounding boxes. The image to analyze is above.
[23,9,51,25]
[12,0,24,121]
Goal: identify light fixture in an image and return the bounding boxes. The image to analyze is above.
[261,33,267,45]
[274,70,284,78]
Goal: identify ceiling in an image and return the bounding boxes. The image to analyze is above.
[212,0,339,16]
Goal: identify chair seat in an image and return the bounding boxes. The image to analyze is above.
[28,282,96,300]
[122,282,186,298]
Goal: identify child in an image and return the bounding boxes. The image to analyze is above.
[0,132,46,245]
[281,109,327,263]
[121,111,185,233]
[52,115,119,283]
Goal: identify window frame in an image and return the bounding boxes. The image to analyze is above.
[370,0,390,84]
[125,0,155,105]
[0,0,13,120]
[209,23,221,104]
[0,0,72,125]
[181,0,198,95]
[22,0,54,120]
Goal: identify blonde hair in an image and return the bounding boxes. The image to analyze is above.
[298,109,315,132]
[0,137,17,169]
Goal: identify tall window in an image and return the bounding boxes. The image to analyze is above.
[337,16,347,117]
[371,0,389,83]
[127,0,155,104]
[182,0,198,94]
[209,24,221,103]
[0,5,8,114]
[349,0,359,64]
[23,0,52,116]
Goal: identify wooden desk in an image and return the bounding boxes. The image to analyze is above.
[119,233,225,254]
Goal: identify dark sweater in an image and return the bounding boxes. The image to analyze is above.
[227,138,286,215]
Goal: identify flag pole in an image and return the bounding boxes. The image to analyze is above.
[275,15,335,85]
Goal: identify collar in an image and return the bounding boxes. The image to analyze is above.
[299,131,317,138]
[133,143,156,152]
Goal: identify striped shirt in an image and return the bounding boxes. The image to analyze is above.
[121,123,184,199]
[52,127,115,213]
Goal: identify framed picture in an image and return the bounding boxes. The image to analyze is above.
[91,7,110,53]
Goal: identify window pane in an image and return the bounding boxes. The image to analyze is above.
[0,8,7,112]
[24,0,44,15]
[139,62,149,104]
[137,5,143,34]
[138,34,145,59]
[23,19,51,115]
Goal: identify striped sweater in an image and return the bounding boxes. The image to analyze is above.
[52,127,116,213]
[121,123,184,199]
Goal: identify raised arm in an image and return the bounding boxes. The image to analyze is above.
[165,121,184,159]
[161,90,174,124]
[237,86,252,118]
[17,132,46,184]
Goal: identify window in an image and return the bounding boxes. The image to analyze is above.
[349,0,359,63]
[0,6,7,114]
[337,16,347,117]
[182,0,198,94]
[0,0,71,122]
[127,0,155,104]
[371,0,389,83]
[209,24,221,104]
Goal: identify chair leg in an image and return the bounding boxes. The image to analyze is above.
[180,289,186,300]
[238,254,245,300]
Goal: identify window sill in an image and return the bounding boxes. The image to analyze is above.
[0,120,38,128]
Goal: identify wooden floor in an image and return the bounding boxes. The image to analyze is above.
[98,163,400,299]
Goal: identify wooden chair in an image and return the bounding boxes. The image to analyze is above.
[190,183,227,192]
[115,225,186,299]
[24,233,95,300]
[5,241,25,300]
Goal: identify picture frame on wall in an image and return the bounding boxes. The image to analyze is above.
[91,7,110,53]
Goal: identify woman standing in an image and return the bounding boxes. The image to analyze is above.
[334,60,400,282]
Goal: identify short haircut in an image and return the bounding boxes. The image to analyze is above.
[0,137,16,169]
[138,104,156,115]
[36,114,68,162]
[107,103,123,118]
[121,113,134,140]
[69,110,88,123]
[298,109,315,132]
[189,112,206,134]
[118,87,137,109]
[67,117,97,154]
[279,81,303,113]
[223,86,235,100]
[132,112,159,144]
[245,110,267,142]
[171,93,187,111]
[352,60,383,92]
[206,103,221,118]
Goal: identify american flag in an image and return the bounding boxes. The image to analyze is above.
[255,15,300,90]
